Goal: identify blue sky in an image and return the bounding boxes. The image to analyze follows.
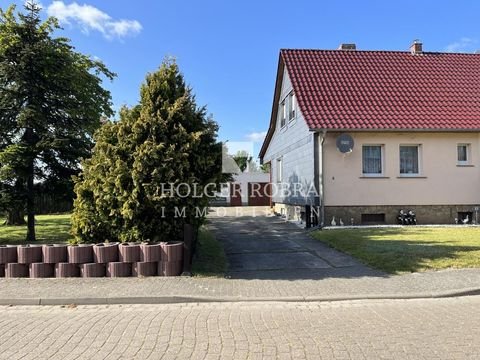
[9,0,480,152]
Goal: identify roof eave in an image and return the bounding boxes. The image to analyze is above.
[259,52,285,163]
[309,127,480,133]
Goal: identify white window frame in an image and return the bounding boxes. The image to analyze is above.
[276,157,283,183]
[362,144,384,176]
[279,100,286,129]
[399,144,422,176]
[288,92,296,121]
[457,144,471,165]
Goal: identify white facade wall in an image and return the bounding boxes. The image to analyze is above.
[262,69,316,207]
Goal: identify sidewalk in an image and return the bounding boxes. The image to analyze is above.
[1,268,480,305]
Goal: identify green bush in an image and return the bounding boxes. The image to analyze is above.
[71,59,223,243]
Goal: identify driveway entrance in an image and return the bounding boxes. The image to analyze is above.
[208,207,382,280]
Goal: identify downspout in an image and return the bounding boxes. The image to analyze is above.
[320,130,327,228]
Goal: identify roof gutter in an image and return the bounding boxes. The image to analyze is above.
[318,130,327,228]
[309,128,480,133]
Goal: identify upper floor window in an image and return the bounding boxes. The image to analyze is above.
[279,91,295,128]
[362,145,383,175]
[400,145,420,175]
[288,92,296,121]
[279,100,286,128]
[457,144,470,165]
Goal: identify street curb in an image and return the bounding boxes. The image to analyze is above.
[0,287,479,306]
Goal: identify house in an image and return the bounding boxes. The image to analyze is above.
[212,158,270,207]
[259,41,480,226]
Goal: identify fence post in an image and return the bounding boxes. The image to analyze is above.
[182,224,193,275]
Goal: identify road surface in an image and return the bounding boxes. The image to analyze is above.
[0,296,479,359]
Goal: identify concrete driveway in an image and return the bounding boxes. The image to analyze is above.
[208,207,383,280]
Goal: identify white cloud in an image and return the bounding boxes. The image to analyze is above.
[245,131,267,143]
[46,1,142,40]
[444,37,477,53]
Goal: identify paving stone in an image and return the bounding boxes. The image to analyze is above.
[0,298,478,359]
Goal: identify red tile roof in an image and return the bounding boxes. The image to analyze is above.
[282,49,480,130]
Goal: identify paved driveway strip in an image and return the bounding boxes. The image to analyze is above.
[208,207,383,279]
[1,207,480,304]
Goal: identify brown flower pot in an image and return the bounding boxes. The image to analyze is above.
[161,241,184,262]
[93,243,119,263]
[0,245,17,264]
[140,242,162,262]
[68,244,94,264]
[29,263,54,278]
[118,243,140,263]
[55,263,80,278]
[132,262,157,277]
[43,244,68,264]
[17,245,42,264]
[158,261,183,277]
[106,262,132,277]
[80,263,106,278]
[6,263,29,278]
[0,264,4,277]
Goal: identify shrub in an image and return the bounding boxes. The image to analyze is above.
[71,59,223,243]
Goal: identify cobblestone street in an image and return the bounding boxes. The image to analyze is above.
[0,296,479,359]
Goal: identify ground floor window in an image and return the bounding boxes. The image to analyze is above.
[457,144,470,165]
[400,145,419,175]
[276,157,283,182]
[362,145,383,175]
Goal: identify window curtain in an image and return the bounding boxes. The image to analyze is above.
[400,146,419,174]
[362,146,382,174]
[458,145,467,162]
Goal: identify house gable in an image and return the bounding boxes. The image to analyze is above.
[262,64,316,206]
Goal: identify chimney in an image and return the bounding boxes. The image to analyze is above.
[337,43,356,51]
[410,39,423,55]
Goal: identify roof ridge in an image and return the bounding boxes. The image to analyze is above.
[280,48,480,55]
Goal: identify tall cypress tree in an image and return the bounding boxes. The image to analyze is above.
[0,2,114,239]
[72,59,224,243]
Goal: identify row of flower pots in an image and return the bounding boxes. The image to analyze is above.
[0,261,183,278]
[0,242,184,278]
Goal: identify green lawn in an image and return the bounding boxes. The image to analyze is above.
[311,227,480,274]
[0,214,73,245]
[191,227,227,277]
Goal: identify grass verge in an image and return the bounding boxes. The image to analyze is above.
[311,227,480,274]
[191,227,227,277]
[0,214,72,245]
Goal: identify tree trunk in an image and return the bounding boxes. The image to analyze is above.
[4,208,26,226]
[26,157,36,241]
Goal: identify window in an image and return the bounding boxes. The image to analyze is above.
[362,145,383,175]
[457,144,470,165]
[361,213,385,224]
[279,100,286,128]
[279,92,295,128]
[400,145,420,175]
[288,92,296,121]
[276,157,283,183]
